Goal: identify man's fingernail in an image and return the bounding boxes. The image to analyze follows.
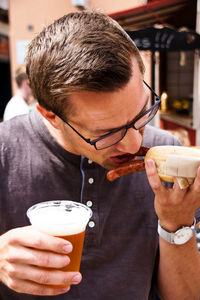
[63,244,72,253]
[61,285,70,292]
[72,273,82,283]
[146,159,153,168]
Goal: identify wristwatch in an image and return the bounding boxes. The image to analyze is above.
[157,218,196,245]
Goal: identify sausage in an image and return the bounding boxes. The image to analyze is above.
[132,146,149,156]
[106,160,145,181]
[106,146,149,182]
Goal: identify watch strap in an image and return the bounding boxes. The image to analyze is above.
[157,218,196,245]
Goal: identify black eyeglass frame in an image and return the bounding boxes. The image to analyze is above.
[57,80,161,150]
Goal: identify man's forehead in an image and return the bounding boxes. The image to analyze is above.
[66,90,149,135]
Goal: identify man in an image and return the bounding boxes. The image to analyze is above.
[0,10,200,300]
[3,65,34,121]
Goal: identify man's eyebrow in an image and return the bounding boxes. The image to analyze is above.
[91,97,149,135]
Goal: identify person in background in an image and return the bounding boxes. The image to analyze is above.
[0,10,200,300]
[3,65,35,121]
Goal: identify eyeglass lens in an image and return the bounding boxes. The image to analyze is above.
[134,104,159,129]
[95,128,126,150]
[95,102,159,150]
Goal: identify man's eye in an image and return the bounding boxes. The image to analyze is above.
[90,133,105,139]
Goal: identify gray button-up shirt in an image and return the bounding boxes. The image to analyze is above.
[0,111,199,300]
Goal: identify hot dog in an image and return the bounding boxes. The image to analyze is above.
[144,145,200,188]
[107,145,200,189]
[106,160,145,182]
[106,146,149,181]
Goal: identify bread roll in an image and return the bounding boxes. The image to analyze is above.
[144,145,200,189]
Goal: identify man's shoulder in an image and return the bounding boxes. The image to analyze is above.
[5,95,25,107]
[143,125,181,147]
[0,113,30,142]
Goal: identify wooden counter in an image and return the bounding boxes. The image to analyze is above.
[159,111,196,145]
[159,111,193,129]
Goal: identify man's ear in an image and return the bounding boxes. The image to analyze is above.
[36,103,60,129]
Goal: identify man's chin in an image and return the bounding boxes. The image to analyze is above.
[99,160,118,170]
[88,156,124,170]
[96,156,134,170]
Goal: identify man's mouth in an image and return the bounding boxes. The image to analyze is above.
[110,153,137,164]
[109,147,149,165]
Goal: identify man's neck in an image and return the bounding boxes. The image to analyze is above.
[16,89,28,103]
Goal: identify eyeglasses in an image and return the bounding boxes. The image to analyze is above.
[57,81,161,150]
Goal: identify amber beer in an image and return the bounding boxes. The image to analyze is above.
[26,200,92,272]
[60,231,85,271]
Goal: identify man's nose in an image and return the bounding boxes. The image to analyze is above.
[114,128,143,154]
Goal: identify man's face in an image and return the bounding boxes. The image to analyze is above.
[22,79,33,102]
[57,58,150,170]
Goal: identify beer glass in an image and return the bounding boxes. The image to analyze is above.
[27,200,92,272]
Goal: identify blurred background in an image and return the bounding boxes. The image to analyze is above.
[0,0,199,146]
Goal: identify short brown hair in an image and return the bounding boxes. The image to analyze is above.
[15,65,28,88]
[26,10,145,117]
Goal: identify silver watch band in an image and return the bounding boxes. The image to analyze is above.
[157,218,196,245]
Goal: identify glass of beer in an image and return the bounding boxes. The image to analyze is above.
[26,200,92,272]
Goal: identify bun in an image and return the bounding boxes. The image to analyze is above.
[144,146,200,188]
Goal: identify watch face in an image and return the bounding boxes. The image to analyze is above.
[174,228,193,245]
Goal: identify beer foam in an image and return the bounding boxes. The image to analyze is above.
[27,201,92,236]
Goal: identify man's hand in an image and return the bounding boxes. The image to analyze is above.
[145,159,200,231]
[0,226,82,296]
[145,159,200,299]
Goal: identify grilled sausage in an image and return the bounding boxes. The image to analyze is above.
[106,160,145,181]
[106,146,149,182]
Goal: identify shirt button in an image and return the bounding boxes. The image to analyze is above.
[88,221,95,228]
[88,178,94,184]
[86,200,93,207]
[88,159,93,164]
